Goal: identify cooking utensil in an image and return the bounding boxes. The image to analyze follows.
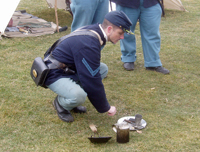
[88,124,112,143]
[135,114,142,126]
[112,123,130,143]
[117,116,147,131]
[124,119,144,130]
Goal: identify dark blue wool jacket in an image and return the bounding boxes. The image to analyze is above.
[45,24,110,113]
[110,0,158,8]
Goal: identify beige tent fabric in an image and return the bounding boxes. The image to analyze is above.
[46,0,67,10]
[164,0,187,11]
[45,0,187,12]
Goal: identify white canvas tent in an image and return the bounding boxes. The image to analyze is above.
[0,0,21,35]
[0,0,187,36]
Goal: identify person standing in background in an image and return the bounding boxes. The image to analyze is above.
[110,0,169,74]
[70,0,109,32]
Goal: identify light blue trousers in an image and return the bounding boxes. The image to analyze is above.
[116,0,162,67]
[48,63,108,111]
[70,0,109,32]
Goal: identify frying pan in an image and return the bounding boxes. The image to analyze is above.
[88,124,112,143]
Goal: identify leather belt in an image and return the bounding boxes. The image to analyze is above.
[44,55,75,74]
[47,55,67,69]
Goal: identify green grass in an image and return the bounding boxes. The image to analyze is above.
[0,0,200,151]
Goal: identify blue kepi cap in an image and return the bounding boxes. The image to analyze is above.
[105,11,133,35]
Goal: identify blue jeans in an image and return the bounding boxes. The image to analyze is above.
[70,0,109,32]
[116,0,162,67]
[48,63,108,111]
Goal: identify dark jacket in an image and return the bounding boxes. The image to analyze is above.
[45,24,110,113]
[110,0,158,9]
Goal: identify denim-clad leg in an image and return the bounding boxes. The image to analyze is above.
[92,0,109,25]
[70,0,109,32]
[140,3,162,67]
[99,62,108,79]
[48,78,87,111]
[116,0,162,67]
[48,63,108,111]
[116,5,139,63]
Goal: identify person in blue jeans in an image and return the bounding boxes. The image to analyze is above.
[70,0,109,32]
[110,0,169,74]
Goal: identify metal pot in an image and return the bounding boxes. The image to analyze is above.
[88,124,112,143]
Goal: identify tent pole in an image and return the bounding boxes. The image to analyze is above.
[55,0,59,32]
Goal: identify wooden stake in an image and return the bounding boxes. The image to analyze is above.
[54,0,59,33]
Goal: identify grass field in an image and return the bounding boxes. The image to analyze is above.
[0,0,199,151]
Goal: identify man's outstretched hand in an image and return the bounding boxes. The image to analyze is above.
[107,106,116,116]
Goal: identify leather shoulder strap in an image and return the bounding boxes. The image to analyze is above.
[44,29,102,57]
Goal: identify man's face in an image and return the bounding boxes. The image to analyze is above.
[108,27,124,44]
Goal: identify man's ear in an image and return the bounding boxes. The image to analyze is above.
[107,26,113,34]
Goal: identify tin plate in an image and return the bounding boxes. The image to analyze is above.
[117,116,147,131]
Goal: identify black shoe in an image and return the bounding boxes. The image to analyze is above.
[72,106,87,113]
[53,96,74,122]
[146,66,170,74]
[123,62,134,71]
